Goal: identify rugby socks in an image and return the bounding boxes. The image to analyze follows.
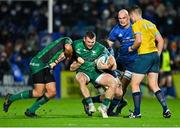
[132,92,141,115]
[161,87,167,97]
[28,94,49,113]
[91,95,101,103]
[155,90,168,112]
[9,90,33,102]
[101,98,111,110]
[85,97,94,106]
[167,86,176,97]
[107,98,120,113]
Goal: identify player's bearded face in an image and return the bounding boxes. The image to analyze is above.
[84,36,96,49]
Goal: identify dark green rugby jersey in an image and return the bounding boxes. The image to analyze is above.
[72,39,108,73]
[30,37,72,74]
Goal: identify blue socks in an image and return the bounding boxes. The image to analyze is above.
[155,90,168,112]
[132,92,141,115]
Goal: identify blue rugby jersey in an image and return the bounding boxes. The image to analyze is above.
[108,24,137,63]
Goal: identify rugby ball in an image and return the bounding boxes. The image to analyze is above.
[95,54,109,70]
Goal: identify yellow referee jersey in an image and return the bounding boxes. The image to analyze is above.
[132,19,160,54]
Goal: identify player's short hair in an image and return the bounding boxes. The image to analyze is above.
[118,9,129,16]
[85,31,96,39]
[129,5,142,16]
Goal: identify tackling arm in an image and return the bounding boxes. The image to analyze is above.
[49,52,66,69]
[70,57,85,71]
[49,43,73,69]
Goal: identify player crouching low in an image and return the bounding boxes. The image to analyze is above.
[70,32,123,118]
[80,50,124,117]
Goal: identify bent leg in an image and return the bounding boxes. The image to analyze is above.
[9,84,45,102]
[97,73,117,100]
[121,70,132,96]
[76,72,96,113]
[26,84,49,113]
[96,73,117,118]
[76,72,90,98]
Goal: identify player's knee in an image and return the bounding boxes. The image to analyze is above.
[107,77,118,89]
[107,83,116,94]
[150,84,160,93]
[131,81,140,88]
[77,77,85,83]
[115,87,123,98]
[76,74,87,84]
[33,89,44,97]
[79,83,87,89]
[77,79,86,87]
[50,91,56,97]
[46,90,56,98]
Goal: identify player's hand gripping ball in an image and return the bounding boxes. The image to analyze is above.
[95,54,109,70]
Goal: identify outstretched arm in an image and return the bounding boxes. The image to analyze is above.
[49,43,73,69]
[70,57,85,71]
[49,52,66,69]
[70,61,81,71]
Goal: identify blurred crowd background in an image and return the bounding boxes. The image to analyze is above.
[0,0,180,97]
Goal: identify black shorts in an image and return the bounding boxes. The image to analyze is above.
[32,68,55,84]
[160,71,172,78]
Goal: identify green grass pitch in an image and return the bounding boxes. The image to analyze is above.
[0,97,179,127]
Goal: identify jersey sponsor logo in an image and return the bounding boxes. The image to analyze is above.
[143,23,155,30]
[76,48,81,54]
[30,62,40,67]
[76,48,88,54]
[118,33,123,37]
[92,50,96,54]
[84,57,96,61]
[121,38,135,43]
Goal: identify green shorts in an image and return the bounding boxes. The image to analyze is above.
[77,69,102,86]
[133,52,160,74]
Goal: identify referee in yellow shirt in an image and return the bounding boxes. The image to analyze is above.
[126,5,171,118]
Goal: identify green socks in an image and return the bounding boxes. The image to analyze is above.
[9,90,50,113]
[9,90,32,102]
[101,98,111,109]
[28,95,49,113]
[85,97,93,105]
